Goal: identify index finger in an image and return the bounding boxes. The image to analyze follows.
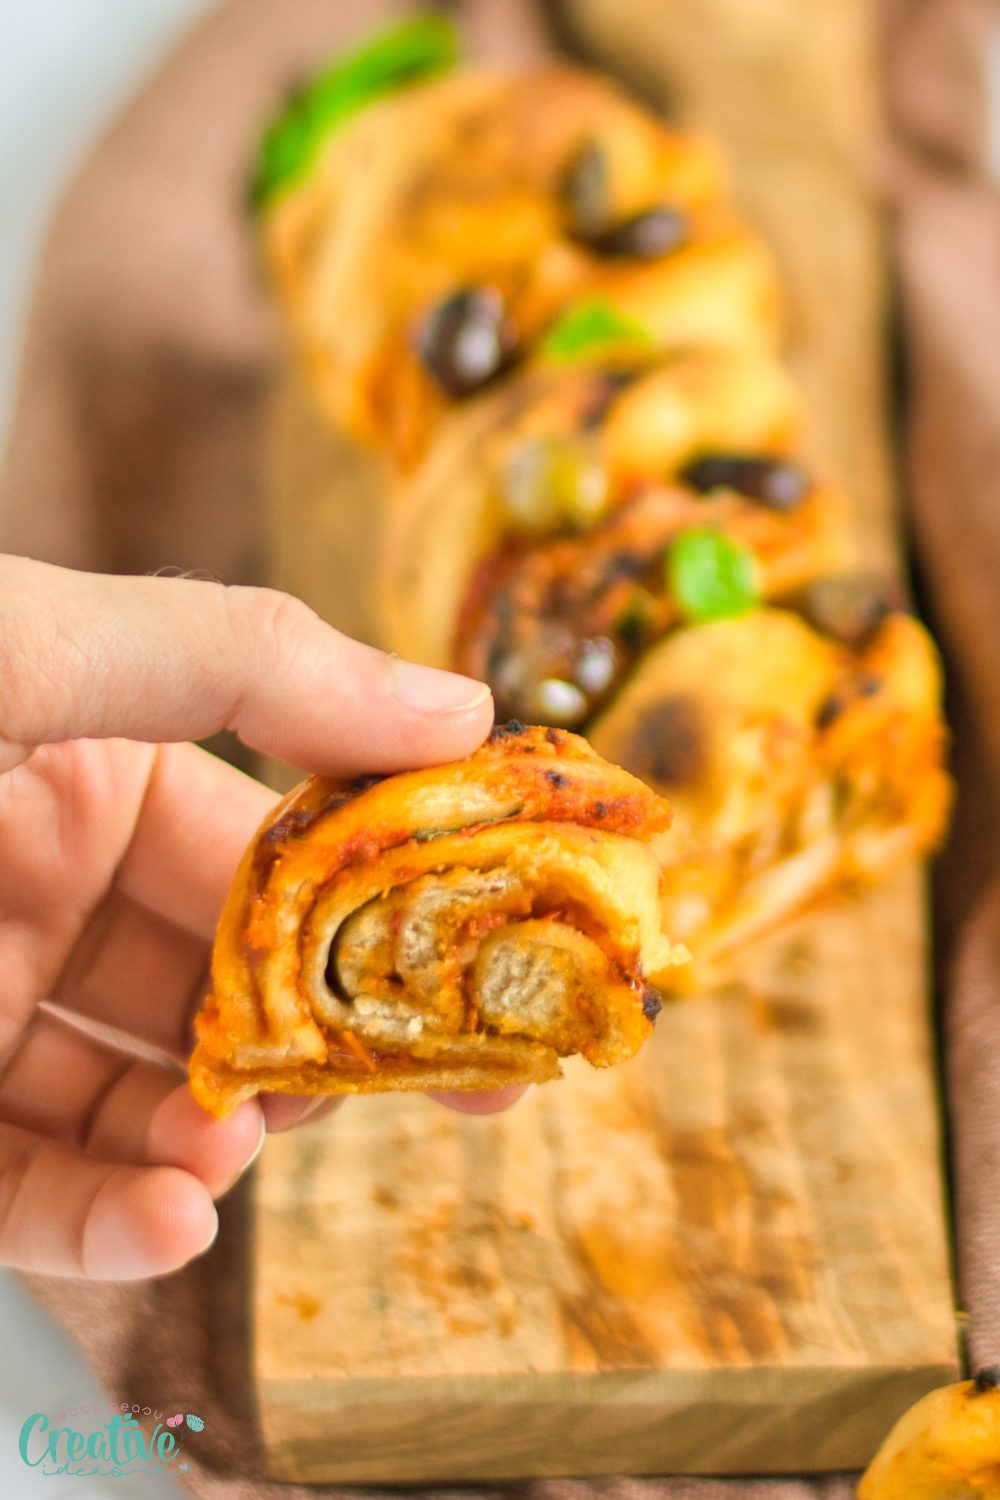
[0,555,493,775]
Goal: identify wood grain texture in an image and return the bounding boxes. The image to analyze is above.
[255,875,957,1480]
[256,0,959,1481]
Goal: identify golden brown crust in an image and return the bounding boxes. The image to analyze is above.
[381,346,847,673]
[589,609,951,983]
[189,726,687,1117]
[453,480,848,723]
[260,65,780,465]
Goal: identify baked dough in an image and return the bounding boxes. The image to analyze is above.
[189,724,688,1115]
[250,23,951,1008]
[381,346,849,677]
[590,608,951,982]
[260,65,780,466]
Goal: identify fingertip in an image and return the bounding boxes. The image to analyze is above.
[225,590,496,775]
[426,1084,530,1115]
[259,1093,345,1132]
[83,1167,218,1280]
[147,1087,265,1197]
[389,660,492,718]
[374,658,496,770]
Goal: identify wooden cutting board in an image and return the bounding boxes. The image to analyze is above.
[253,0,959,1481]
[254,876,957,1481]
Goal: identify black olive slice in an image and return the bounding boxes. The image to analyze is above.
[679,453,810,512]
[416,287,517,398]
[587,206,687,260]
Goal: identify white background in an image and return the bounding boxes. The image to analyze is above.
[1,4,1000,1499]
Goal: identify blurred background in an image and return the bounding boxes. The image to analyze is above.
[1,13,215,1496]
[1,0,215,453]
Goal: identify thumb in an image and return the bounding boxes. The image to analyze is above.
[0,555,493,774]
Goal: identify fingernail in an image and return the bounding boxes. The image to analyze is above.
[216,1110,266,1197]
[427,1083,531,1115]
[389,658,492,714]
[245,1114,267,1170]
[192,1208,220,1260]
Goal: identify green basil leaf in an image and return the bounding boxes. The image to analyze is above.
[411,803,526,843]
[667,529,760,622]
[250,14,459,209]
[540,300,654,362]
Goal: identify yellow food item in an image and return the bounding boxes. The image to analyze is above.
[858,1368,1000,1499]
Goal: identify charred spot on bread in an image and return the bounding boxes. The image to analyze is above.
[489,718,526,744]
[262,804,320,846]
[352,772,391,794]
[641,988,662,1022]
[815,673,883,730]
[623,694,707,789]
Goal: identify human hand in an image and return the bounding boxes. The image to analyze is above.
[0,554,508,1280]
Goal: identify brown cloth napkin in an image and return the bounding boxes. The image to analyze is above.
[1,0,998,1495]
[879,0,1000,1368]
